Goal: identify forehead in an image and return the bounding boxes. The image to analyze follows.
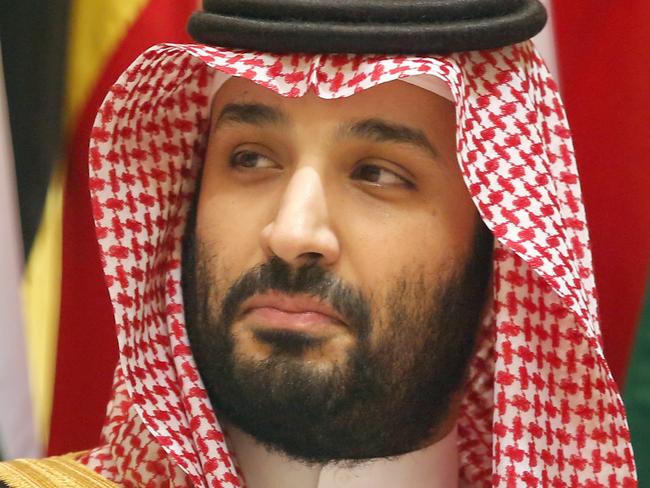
[209,76,456,129]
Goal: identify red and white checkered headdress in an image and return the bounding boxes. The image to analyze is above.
[77,42,637,487]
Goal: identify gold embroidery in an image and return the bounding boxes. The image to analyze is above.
[0,452,119,487]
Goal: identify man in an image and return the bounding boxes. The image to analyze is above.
[0,1,638,487]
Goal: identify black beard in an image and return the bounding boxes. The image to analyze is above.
[182,220,492,465]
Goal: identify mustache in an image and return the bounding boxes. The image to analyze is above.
[217,256,371,338]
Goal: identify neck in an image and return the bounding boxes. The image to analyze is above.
[223,422,459,488]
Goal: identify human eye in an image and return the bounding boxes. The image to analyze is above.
[350,163,415,189]
[229,149,278,170]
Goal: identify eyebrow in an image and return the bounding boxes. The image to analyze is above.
[339,118,440,158]
[213,102,289,131]
[213,103,440,159]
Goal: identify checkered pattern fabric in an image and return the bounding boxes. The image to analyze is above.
[76,42,637,487]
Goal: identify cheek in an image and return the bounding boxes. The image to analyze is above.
[339,197,477,343]
[342,208,466,289]
[195,182,268,275]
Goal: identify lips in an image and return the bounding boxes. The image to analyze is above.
[240,292,346,332]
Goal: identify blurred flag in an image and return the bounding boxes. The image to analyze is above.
[550,1,650,479]
[21,0,199,456]
[0,49,41,459]
[626,286,650,484]
[552,0,650,392]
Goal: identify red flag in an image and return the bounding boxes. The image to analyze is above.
[551,2,650,386]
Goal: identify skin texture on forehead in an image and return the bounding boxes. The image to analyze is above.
[183,76,493,463]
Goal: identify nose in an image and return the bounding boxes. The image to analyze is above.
[260,166,340,267]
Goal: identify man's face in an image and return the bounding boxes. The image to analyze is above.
[183,77,492,463]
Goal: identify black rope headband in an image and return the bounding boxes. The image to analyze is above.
[188,0,547,54]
